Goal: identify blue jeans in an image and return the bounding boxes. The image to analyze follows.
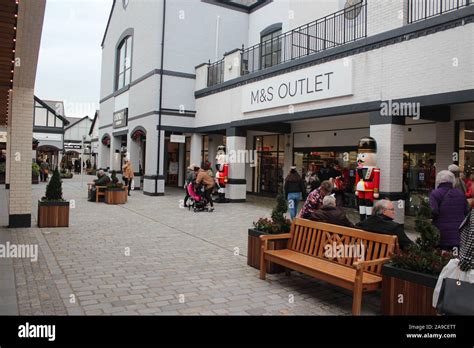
[287,192,302,220]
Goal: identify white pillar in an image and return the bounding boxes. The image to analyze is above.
[370,116,405,224]
[190,133,203,167]
[226,127,247,202]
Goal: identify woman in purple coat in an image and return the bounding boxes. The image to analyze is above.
[429,170,469,250]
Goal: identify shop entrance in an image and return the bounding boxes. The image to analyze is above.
[37,145,60,171]
[165,140,179,186]
[253,134,285,195]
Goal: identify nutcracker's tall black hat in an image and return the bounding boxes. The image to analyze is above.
[358,136,377,153]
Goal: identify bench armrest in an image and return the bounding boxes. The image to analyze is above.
[352,257,390,270]
[259,233,291,242]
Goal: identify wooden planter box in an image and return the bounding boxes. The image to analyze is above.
[0,173,5,185]
[37,200,70,228]
[105,188,127,204]
[247,228,287,274]
[381,263,438,316]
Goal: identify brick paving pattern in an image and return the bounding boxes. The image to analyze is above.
[0,176,418,315]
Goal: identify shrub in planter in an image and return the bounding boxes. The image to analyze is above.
[105,171,127,204]
[32,162,40,184]
[248,187,291,273]
[381,198,453,315]
[37,168,69,227]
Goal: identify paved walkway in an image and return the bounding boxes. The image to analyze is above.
[0,177,418,315]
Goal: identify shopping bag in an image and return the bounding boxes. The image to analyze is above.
[433,259,474,314]
[130,179,135,191]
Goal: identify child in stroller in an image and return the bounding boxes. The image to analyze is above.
[186,180,212,212]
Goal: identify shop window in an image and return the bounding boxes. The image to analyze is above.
[34,107,47,127]
[201,135,209,165]
[260,25,282,70]
[254,134,284,195]
[458,120,474,174]
[116,36,132,90]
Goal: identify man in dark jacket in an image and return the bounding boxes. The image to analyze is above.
[89,170,110,201]
[355,199,413,250]
[311,195,354,227]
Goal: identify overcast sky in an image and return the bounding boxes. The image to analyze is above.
[35,0,113,118]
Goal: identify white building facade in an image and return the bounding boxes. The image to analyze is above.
[99,0,474,222]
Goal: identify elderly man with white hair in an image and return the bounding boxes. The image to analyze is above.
[430,169,469,250]
[356,199,414,250]
[311,195,354,227]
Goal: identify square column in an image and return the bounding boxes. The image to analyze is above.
[435,120,455,174]
[369,111,405,224]
[143,129,164,196]
[190,133,203,167]
[225,127,247,202]
[8,87,34,227]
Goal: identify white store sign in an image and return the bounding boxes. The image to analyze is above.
[170,134,185,143]
[242,59,353,113]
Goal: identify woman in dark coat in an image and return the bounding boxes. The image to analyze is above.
[429,170,469,251]
[284,166,305,220]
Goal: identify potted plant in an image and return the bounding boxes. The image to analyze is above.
[381,198,453,315]
[37,168,69,227]
[105,171,127,204]
[32,162,40,184]
[0,162,5,184]
[247,187,291,274]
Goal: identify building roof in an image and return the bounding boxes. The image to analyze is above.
[64,115,92,130]
[101,0,116,48]
[43,100,65,116]
[34,96,70,126]
[89,110,99,136]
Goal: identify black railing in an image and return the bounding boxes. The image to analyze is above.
[241,1,367,75]
[408,0,472,23]
[207,58,224,87]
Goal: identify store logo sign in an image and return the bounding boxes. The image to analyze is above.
[242,59,353,113]
[113,108,128,129]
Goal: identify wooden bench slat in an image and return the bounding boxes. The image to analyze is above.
[265,249,382,285]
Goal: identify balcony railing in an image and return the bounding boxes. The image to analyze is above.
[241,0,367,75]
[207,58,224,87]
[408,0,472,23]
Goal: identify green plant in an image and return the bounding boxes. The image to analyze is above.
[32,163,40,177]
[0,162,5,174]
[390,197,453,275]
[253,186,291,234]
[43,168,64,201]
[107,170,124,189]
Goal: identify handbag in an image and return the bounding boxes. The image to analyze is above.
[436,267,474,315]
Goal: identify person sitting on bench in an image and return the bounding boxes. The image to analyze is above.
[355,199,413,250]
[311,195,354,227]
[88,170,110,202]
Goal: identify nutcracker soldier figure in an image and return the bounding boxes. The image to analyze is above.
[355,136,380,221]
[215,145,229,203]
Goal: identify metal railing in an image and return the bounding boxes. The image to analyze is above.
[241,1,367,75]
[207,58,224,87]
[408,0,472,23]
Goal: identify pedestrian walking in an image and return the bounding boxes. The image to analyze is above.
[284,166,305,220]
[430,170,469,251]
[122,159,134,196]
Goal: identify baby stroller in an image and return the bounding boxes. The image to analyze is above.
[186,182,210,212]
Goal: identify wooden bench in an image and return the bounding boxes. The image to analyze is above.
[87,183,107,202]
[260,218,398,315]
